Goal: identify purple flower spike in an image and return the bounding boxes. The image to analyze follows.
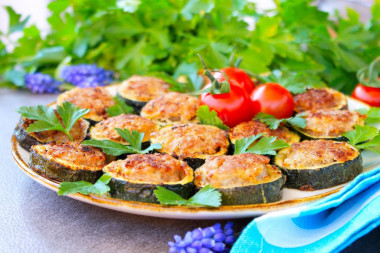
[25,73,61,94]
[60,64,113,88]
[168,222,235,253]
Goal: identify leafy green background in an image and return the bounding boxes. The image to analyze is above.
[1,0,379,94]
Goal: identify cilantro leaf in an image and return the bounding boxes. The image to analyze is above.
[342,125,379,146]
[154,184,221,208]
[82,128,162,155]
[106,96,135,117]
[58,174,112,196]
[81,139,139,156]
[196,105,229,130]
[16,102,89,140]
[357,107,380,124]
[233,134,263,155]
[254,112,306,130]
[234,135,290,155]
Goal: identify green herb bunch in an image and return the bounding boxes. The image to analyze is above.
[1,0,380,94]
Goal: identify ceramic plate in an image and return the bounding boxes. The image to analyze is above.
[11,95,380,220]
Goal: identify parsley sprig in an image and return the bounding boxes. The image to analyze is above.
[342,125,380,154]
[234,134,290,155]
[356,107,380,124]
[154,185,221,208]
[58,174,112,196]
[82,128,161,156]
[17,102,89,141]
[254,112,306,130]
[106,96,134,117]
[196,105,229,130]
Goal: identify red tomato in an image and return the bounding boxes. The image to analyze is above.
[212,67,255,94]
[200,80,260,127]
[352,83,380,107]
[250,83,294,119]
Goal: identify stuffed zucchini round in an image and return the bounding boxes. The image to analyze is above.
[150,124,230,169]
[293,109,366,140]
[274,140,362,190]
[195,153,285,205]
[118,75,169,113]
[89,114,158,146]
[294,88,347,113]
[229,120,300,146]
[140,92,199,125]
[29,143,110,183]
[14,115,89,151]
[57,87,115,123]
[103,153,194,203]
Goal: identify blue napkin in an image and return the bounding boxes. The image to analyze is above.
[231,167,380,253]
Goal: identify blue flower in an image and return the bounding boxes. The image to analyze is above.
[25,73,61,94]
[60,64,114,88]
[168,222,235,253]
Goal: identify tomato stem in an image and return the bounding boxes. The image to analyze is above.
[357,56,380,88]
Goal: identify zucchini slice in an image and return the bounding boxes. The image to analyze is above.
[150,124,230,169]
[117,76,169,114]
[140,92,199,125]
[89,114,158,145]
[274,140,363,190]
[293,109,366,140]
[29,143,110,183]
[194,154,285,205]
[57,87,115,123]
[103,153,194,203]
[294,88,347,113]
[14,116,89,151]
[229,120,300,147]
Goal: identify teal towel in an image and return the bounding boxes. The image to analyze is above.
[231,167,380,253]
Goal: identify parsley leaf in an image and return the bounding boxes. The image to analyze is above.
[82,128,162,155]
[154,185,221,208]
[58,174,112,196]
[356,107,380,124]
[106,96,135,117]
[234,135,290,155]
[17,102,89,140]
[342,125,379,146]
[196,105,229,130]
[254,112,306,130]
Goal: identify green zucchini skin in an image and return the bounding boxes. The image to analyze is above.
[183,158,205,170]
[29,149,102,183]
[293,127,348,142]
[108,178,194,203]
[277,155,363,190]
[14,119,41,151]
[199,175,285,205]
[118,94,147,115]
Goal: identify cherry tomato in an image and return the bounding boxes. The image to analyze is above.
[250,83,294,119]
[352,83,380,107]
[200,80,260,127]
[212,67,255,94]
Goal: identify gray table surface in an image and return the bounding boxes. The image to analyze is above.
[1,88,378,253]
[0,88,252,253]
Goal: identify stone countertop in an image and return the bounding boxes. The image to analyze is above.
[0,88,378,253]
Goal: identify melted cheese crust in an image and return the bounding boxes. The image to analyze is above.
[33,143,108,171]
[229,120,298,144]
[90,114,158,144]
[24,115,89,144]
[103,153,193,184]
[140,92,199,124]
[57,87,115,121]
[118,75,169,102]
[195,154,282,188]
[150,124,229,159]
[303,109,366,137]
[278,140,359,170]
[294,88,347,113]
